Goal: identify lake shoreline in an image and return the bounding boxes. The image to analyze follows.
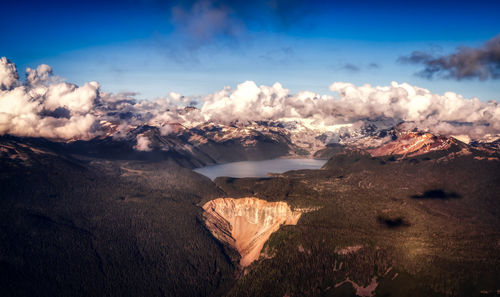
[193,158,327,180]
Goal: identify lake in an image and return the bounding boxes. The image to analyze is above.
[194,158,327,180]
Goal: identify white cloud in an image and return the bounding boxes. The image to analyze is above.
[0,57,19,91]
[134,134,152,151]
[44,81,99,114]
[0,58,100,140]
[160,124,174,136]
[1,57,499,145]
[328,81,500,138]
[198,80,500,140]
[25,64,58,86]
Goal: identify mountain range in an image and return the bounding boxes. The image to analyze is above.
[1,119,500,297]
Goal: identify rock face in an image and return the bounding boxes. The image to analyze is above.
[367,131,462,157]
[202,197,302,267]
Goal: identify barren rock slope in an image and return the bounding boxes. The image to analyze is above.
[202,198,302,267]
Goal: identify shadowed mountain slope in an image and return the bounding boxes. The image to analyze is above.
[0,137,235,297]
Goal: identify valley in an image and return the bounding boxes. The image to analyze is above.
[1,123,500,297]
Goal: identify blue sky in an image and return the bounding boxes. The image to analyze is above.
[2,0,499,100]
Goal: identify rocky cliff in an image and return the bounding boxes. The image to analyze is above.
[202,197,303,267]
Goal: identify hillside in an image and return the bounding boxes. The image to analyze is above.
[0,136,235,297]
[1,129,500,297]
[214,142,500,297]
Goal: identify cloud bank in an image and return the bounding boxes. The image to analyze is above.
[1,57,499,144]
[200,80,500,139]
[0,57,100,140]
[400,33,500,80]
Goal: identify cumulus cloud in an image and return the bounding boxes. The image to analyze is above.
[400,33,500,80]
[199,80,500,140]
[0,57,19,90]
[0,57,100,140]
[25,64,56,86]
[134,134,152,151]
[1,57,500,146]
[0,58,194,141]
[328,82,500,138]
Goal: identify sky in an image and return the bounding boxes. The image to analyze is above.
[1,0,500,101]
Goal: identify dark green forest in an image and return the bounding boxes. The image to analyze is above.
[1,136,500,297]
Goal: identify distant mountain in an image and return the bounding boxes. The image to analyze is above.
[62,122,296,167]
[3,120,499,168]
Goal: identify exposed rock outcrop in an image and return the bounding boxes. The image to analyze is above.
[202,197,303,267]
[367,131,464,158]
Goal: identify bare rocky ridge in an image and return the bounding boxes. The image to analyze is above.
[202,198,303,267]
[367,131,462,157]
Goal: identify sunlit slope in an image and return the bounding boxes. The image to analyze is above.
[215,149,500,297]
